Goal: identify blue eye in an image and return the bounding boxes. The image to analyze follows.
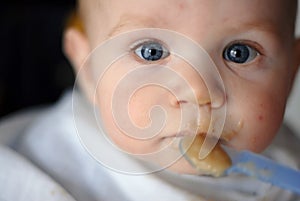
[223,43,258,64]
[134,42,169,61]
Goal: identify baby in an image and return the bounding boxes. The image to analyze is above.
[65,0,300,169]
[1,0,300,201]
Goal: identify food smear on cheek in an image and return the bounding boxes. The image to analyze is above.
[183,135,232,177]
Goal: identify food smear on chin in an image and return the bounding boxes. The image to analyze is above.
[183,134,232,177]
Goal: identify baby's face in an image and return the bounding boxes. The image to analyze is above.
[73,0,299,173]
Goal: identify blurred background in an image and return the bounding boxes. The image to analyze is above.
[0,0,75,117]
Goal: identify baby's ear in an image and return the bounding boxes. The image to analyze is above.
[63,28,96,104]
[63,27,90,71]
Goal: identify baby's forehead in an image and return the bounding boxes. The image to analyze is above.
[107,15,158,37]
[80,0,297,42]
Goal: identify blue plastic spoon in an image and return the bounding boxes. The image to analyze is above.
[224,150,300,195]
[179,139,300,195]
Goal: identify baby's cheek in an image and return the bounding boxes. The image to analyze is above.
[228,96,285,152]
[254,98,285,148]
[128,86,178,128]
[128,87,160,128]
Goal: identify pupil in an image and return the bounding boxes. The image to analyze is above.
[141,43,163,61]
[226,44,250,63]
[150,49,156,56]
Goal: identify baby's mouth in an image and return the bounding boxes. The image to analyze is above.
[163,104,241,176]
[177,118,243,176]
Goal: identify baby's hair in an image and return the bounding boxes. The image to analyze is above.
[65,11,84,33]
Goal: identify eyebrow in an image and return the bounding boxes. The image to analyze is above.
[237,22,277,33]
[235,21,290,43]
[107,15,159,37]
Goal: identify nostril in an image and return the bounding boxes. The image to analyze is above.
[169,99,188,107]
[168,91,189,107]
[178,100,188,104]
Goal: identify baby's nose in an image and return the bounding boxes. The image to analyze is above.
[169,77,211,107]
[168,59,225,109]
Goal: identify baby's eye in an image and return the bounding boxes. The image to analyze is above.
[223,43,259,64]
[134,41,170,61]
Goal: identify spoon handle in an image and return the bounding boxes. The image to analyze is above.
[225,151,300,195]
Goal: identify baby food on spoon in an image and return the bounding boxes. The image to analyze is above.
[181,134,232,177]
